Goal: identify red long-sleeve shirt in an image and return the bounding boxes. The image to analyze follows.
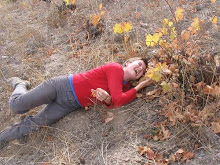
[68,63,137,109]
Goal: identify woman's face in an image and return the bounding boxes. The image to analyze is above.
[123,60,146,81]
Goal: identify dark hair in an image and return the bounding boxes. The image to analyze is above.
[123,57,148,68]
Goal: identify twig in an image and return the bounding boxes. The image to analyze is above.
[0,68,7,81]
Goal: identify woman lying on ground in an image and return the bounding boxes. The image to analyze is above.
[0,57,152,149]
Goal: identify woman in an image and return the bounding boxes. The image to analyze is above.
[0,57,152,148]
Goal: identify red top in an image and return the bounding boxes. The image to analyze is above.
[69,63,137,109]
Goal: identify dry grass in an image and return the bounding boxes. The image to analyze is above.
[0,0,219,164]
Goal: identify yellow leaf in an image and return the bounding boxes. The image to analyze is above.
[175,7,184,22]
[161,81,172,92]
[100,11,105,17]
[64,0,69,4]
[92,14,100,26]
[163,18,169,25]
[170,27,176,40]
[159,40,169,48]
[163,19,173,27]
[154,64,161,72]
[122,22,132,32]
[151,72,162,82]
[211,0,216,3]
[146,33,162,47]
[146,34,155,46]
[146,69,162,82]
[212,16,218,28]
[99,3,103,10]
[162,27,168,35]
[188,17,200,34]
[64,0,75,5]
[114,23,123,34]
[168,21,173,27]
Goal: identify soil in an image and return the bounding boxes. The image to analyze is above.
[0,0,219,165]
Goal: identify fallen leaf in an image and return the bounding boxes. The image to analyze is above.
[145,89,161,101]
[181,151,194,162]
[113,23,123,34]
[124,35,130,43]
[47,136,53,141]
[161,81,172,93]
[181,30,190,41]
[137,146,144,153]
[136,93,143,98]
[175,148,184,154]
[188,17,200,34]
[203,84,220,97]
[104,111,114,123]
[211,121,220,134]
[122,22,132,32]
[212,16,218,28]
[144,134,152,140]
[175,7,184,22]
[41,162,52,165]
[169,153,176,162]
[100,11,105,17]
[99,3,103,10]
[92,14,100,26]
[160,124,170,140]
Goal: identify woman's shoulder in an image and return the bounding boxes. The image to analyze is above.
[102,62,122,69]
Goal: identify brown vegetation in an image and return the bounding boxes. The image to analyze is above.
[0,0,219,164]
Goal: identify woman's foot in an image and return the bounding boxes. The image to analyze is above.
[7,77,31,89]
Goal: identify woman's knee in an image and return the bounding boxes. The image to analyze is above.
[9,96,29,114]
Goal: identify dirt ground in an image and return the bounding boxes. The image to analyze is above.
[0,0,220,164]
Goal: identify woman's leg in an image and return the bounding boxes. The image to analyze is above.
[9,78,58,114]
[0,101,77,142]
[1,76,80,142]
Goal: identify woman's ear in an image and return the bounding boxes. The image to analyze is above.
[125,61,131,67]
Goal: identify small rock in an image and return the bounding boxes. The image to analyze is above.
[2,56,8,59]
[135,155,141,162]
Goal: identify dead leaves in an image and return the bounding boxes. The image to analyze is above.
[203,84,220,97]
[137,146,194,164]
[160,102,219,129]
[171,148,194,163]
[211,118,220,134]
[138,146,156,160]
[194,82,220,98]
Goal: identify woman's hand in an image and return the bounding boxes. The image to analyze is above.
[134,78,153,92]
[91,88,112,105]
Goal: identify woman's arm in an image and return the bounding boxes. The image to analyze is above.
[134,78,153,92]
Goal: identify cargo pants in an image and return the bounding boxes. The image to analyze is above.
[0,76,80,142]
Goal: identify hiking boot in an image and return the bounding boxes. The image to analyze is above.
[7,77,31,90]
[0,141,9,150]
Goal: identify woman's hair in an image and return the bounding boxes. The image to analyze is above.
[123,57,148,68]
